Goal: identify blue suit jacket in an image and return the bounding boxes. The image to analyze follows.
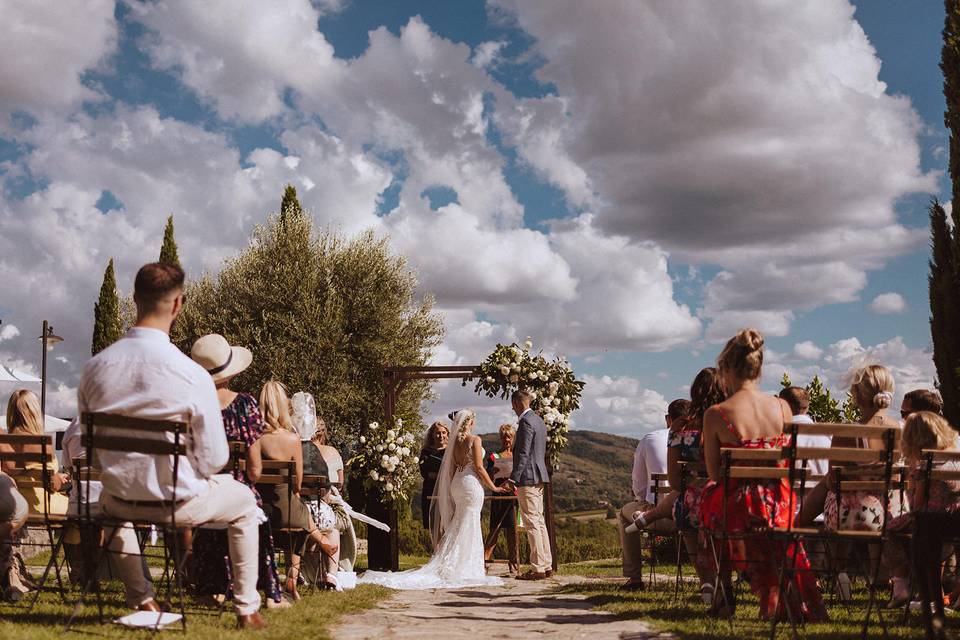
[510,410,550,486]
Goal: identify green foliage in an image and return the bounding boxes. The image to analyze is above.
[279,184,302,222]
[171,186,443,452]
[473,340,585,468]
[159,215,180,267]
[91,258,123,355]
[780,373,860,423]
[350,414,423,504]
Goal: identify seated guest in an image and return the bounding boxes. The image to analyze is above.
[483,423,519,574]
[700,329,826,621]
[615,403,677,590]
[4,389,68,515]
[779,386,830,476]
[78,262,265,629]
[0,471,29,600]
[189,334,286,609]
[632,370,723,602]
[290,391,349,588]
[901,389,943,420]
[418,421,448,531]
[256,381,337,600]
[884,411,960,608]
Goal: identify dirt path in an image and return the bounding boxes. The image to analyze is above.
[333,573,675,640]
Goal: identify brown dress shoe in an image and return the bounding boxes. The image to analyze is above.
[516,570,547,581]
[237,612,267,630]
[138,600,163,612]
[545,569,554,578]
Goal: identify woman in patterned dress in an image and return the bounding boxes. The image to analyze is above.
[699,329,827,622]
[189,335,285,608]
[884,411,960,608]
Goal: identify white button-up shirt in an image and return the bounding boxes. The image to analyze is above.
[632,428,670,503]
[77,327,228,502]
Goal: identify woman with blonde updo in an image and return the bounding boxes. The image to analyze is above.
[822,364,904,534]
[698,330,826,622]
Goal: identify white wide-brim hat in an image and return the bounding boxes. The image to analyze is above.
[190,333,253,383]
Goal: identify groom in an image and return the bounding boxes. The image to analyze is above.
[503,389,553,580]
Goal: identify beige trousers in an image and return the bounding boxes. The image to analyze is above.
[617,500,675,580]
[101,475,261,615]
[517,484,552,573]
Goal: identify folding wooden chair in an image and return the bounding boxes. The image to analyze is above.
[910,449,960,639]
[299,472,332,588]
[0,433,70,609]
[644,472,674,587]
[776,422,900,639]
[66,412,190,632]
[673,460,706,603]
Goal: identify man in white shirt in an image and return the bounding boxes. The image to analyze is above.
[779,387,830,477]
[616,399,689,590]
[78,263,264,629]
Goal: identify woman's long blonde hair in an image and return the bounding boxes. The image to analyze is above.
[6,389,43,435]
[259,380,294,434]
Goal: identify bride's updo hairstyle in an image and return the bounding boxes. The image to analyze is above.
[717,328,764,382]
[847,364,895,410]
[452,409,477,443]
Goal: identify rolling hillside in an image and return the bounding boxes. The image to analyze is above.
[479,429,638,512]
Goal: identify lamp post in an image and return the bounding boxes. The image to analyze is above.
[37,321,63,418]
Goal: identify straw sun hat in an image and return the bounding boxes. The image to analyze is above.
[190,334,253,383]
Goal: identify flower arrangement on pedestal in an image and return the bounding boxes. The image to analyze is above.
[350,415,420,503]
[471,339,585,469]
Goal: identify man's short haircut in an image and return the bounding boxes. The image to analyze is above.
[904,389,944,415]
[511,389,534,404]
[134,262,185,314]
[778,386,810,416]
[667,398,692,421]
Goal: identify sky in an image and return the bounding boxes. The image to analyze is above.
[0,0,951,436]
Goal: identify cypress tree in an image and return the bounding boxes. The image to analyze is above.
[92,258,123,355]
[930,1,960,425]
[279,184,303,224]
[159,215,180,267]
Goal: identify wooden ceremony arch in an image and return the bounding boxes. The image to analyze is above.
[367,365,558,572]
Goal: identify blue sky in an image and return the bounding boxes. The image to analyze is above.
[0,1,951,434]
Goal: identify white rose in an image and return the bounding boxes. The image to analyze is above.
[386,464,396,473]
[381,454,390,462]
[498,366,510,376]
[387,430,396,441]
[401,447,410,456]
[544,413,556,424]
[388,443,397,451]
[396,418,403,427]
[376,445,384,452]
[381,459,390,469]
[370,470,379,481]
[549,381,560,391]
[487,376,496,383]
[524,339,533,350]
[413,456,419,463]
[385,482,394,492]
[369,422,379,429]
[359,435,366,444]
[528,372,538,380]
[390,456,400,466]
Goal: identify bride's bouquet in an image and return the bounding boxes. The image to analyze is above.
[351,415,420,503]
[472,339,584,469]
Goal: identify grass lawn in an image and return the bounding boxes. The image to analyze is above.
[558,573,939,639]
[0,579,390,640]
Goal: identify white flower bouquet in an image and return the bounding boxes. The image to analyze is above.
[349,415,421,503]
[471,338,584,469]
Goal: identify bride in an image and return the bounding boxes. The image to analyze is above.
[359,409,507,589]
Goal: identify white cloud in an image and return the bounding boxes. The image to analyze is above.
[493,0,935,334]
[869,292,907,315]
[0,325,20,342]
[0,0,117,118]
[793,340,824,360]
[472,40,507,69]
[577,374,668,436]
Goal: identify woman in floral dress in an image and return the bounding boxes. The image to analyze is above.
[190,335,284,608]
[699,329,827,622]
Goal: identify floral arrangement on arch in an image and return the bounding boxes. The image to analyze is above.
[350,415,420,503]
[471,339,585,468]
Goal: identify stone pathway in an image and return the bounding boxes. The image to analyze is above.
[334,572,676,640]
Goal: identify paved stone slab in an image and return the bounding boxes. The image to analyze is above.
[334,574,669,640]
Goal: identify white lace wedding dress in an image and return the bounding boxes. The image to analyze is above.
[359,453,503,590]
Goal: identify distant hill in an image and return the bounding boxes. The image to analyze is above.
[479,429,638,512]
